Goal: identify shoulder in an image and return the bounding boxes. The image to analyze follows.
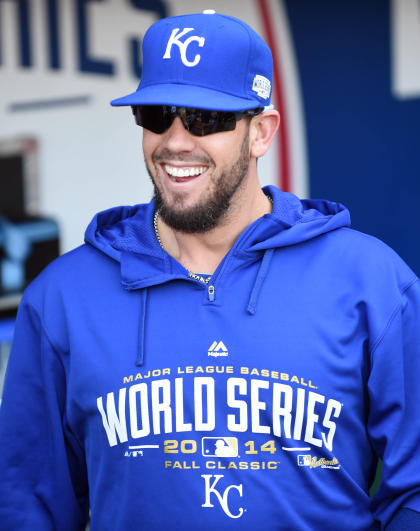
[23,243,119,310]
[17,244,121,351]
[318,227,418,305]
[335,227,414,274]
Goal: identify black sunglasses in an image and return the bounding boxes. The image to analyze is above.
[131,105,264,137]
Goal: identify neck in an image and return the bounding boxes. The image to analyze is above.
[156,186,272,275]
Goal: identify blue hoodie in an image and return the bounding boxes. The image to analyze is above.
[0,186,419,530]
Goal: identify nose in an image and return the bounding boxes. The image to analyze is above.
[162,116,196,152]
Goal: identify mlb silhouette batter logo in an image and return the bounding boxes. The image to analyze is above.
[202,437,239,457]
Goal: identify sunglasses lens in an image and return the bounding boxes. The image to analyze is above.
[132,106,259,136]
[186,109,237,136]
[133,106,173,134]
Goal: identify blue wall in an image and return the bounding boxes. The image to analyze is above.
[285,0,420,274]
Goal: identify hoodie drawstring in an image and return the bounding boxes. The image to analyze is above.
[247,249,274,315]
[136,250,274,364]
[136,288,148,366]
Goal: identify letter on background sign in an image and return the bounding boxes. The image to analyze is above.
[0,0,32,67]
[129,0,168,78]
[76,0,114,75]
[391,0,420,98]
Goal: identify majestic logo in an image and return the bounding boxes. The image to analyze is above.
[201,474,244,518]
[252,75,271,99]
[163,28,205,67]
[208,340,228,357]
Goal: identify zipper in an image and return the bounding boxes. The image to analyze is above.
[207,284,215,302]
[201,217,266,303]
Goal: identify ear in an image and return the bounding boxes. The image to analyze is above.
[249,110,280,158]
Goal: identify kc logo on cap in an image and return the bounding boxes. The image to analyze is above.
[163,28,206,67]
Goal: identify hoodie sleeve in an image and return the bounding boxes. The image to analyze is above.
[0,295,89,531]
[368,278,420,528]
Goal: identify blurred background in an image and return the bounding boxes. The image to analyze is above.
[1,0,419,397]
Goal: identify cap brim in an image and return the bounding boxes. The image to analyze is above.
[110,84,262,111]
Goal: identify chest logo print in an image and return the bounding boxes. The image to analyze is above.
[202,437,239,457]
[201,474,244,519]
[297,454,340,470]
[208,341,228,357]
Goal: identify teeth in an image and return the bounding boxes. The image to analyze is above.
[164,165,207,178]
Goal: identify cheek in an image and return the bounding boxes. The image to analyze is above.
[207,126,246,160]
[142,130,160,163]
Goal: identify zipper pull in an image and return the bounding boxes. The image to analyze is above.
[208,284,215,301]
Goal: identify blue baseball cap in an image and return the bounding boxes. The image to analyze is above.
[110,11,273,111]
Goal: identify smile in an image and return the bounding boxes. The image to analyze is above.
[164,164,208,178]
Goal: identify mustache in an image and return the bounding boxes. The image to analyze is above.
[152,148,213,166]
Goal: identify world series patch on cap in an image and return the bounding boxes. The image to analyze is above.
[111,11,273,111]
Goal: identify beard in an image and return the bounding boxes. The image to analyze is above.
[146,127,250,233]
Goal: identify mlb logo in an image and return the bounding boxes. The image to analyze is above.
[297,455,311,467]
[202,437,239,458]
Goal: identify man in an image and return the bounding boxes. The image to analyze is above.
[0,11,419,531]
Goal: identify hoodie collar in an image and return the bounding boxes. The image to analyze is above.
[84,185,351,290]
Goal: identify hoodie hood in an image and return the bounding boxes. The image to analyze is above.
[85,185,350,290]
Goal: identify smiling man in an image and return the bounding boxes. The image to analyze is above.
[141,102,276,277]
[1,11,420,531]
